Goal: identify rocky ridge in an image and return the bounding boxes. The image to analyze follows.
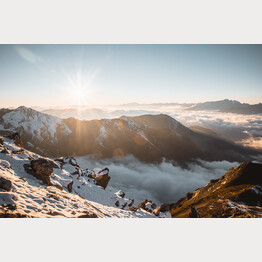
[0,133,165,218]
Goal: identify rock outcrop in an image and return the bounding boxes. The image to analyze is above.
[88,168,110,189]
[152,203,171,216]
[170,162,262,218]
[130,199,157,213]
[0,176,12,191]
[5,132,23,147]
[189,207,200,218]
[24,158,55,186]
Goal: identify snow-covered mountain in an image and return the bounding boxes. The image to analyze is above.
[0,106,71,155]
[0,106,259,164]
[0,134,169,218]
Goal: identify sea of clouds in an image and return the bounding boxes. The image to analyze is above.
[73,105,262,205]
[77,155,239,205]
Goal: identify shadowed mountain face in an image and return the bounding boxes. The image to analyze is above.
[170,162,262,218]
[186,99,262,114]
[0,107,260,165]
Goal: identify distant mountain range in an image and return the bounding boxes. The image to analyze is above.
[42,107,159,120]
[0,106,260,165]
[32,100,262,120]
[186,99,262,114]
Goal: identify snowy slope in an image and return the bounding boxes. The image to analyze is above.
[0,136,157,218]
[1,106,71,143]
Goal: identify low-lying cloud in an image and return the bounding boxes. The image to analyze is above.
[76,155,239,205]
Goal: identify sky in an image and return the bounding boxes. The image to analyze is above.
[0,44,262,108]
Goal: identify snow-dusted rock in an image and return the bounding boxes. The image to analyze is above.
[5,132,23,147]
[152,203,171,216]
[0,176,12,191]
[115,190,125,198]
[0,160,11,169]
[130,199,157,214]
[24,158,55,186]
[87,168,110,189]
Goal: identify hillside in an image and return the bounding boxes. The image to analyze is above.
[169,161,262,218]
[0,133,160,218]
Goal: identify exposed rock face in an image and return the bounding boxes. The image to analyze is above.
[67,181,73,193]
[189,207,200,218]
[54,156,79,168]
[152,203,171,216]
[233,186,262,206]
[0,137,3,146]
[130,199,157,213]
[94,174,110,189]
[170,162,262,218]
[5,132,23,147]
[0,176,12,191]
[24,158,54,186]
[88,168,110,189]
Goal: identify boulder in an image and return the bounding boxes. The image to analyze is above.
[64,156,79,167]
[152,203,171,216]
[127,198,134,207]
[5,132,23,147]
[0,176,12,191]
[94,174,110,189]
[115,190,125,198]
[88,168,111,189]
[130,199,157,213]
[23,158,54,186]
[67,181,73,193]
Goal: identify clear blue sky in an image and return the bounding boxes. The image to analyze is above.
[0,44,261,107]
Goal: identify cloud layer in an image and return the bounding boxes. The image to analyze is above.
[77,155,238,205]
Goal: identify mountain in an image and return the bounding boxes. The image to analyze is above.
[186,99,262,114]
[42,107,160,120]
[169,161,262,218]
[0,133,158,218]
[0,107,260,165]
[0,106,71,155]
[189,125,218,136]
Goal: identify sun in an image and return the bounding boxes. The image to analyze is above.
[70,87,88,106]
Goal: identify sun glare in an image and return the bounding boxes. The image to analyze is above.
[72,88,87,106]
[65,85,90,107]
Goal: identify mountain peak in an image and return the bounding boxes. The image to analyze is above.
[120,114,182,130]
